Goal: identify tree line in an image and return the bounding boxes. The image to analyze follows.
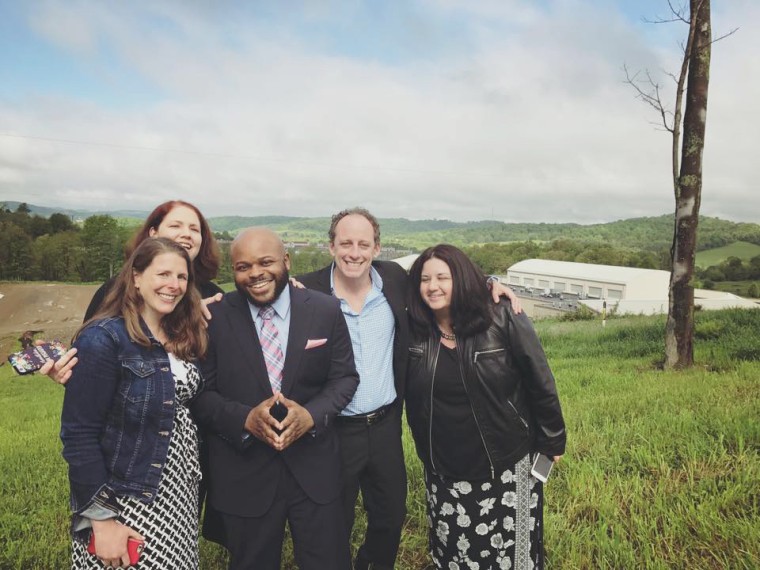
[2,203,758,294]
[0,204,333,283]
[462,239,668,275]
[698,256,760,295]
[0,203,131,282]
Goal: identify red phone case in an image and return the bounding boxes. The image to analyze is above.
[87,534,144,565]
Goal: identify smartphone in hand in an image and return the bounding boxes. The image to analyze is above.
[7,341,67,375]
[530,453,554,483]
[87,535,144,565]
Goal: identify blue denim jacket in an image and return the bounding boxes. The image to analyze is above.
[60,317,177,521]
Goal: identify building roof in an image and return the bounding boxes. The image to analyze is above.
[391,254,419,271]
[508,259,669,285]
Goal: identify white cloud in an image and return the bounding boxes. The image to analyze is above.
[1,0,757,224]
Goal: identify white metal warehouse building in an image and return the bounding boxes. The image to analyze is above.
[506,259,670,300]
[505,258,758,314]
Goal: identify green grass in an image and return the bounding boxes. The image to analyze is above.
[696,241,760,268]
[2,309,759,569]
[709,280,760,298]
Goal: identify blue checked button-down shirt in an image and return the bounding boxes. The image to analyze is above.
[249,286,291,359]
[331,264,397,416]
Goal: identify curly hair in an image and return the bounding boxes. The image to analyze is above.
[328,207,381,245]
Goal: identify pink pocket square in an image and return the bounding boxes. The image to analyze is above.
[305,338,328,350]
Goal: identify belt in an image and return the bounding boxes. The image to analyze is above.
[337,403,394,426]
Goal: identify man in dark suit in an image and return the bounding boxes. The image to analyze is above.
[192,227,359,570]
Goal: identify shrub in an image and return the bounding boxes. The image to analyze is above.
[559,304,598,321]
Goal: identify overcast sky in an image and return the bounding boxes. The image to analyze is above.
[0,0,757,223]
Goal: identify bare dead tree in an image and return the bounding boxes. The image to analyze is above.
[624,0,728,369]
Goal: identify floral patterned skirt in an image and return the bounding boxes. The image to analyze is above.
[424,454,543,570]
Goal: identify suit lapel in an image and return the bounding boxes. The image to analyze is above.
[315,265,333,295]
[225,291,272,394]
[281,286,312,396]
[375,261,406,324]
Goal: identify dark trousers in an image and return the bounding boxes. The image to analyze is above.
[220,463,351,570]
[337,406,407,569]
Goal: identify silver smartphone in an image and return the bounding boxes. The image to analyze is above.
[530,453,554,483]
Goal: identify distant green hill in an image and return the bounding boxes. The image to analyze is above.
[1,200,149,220]
[212,214,760,253]
[696,241,760,267]
[5,200,760,254]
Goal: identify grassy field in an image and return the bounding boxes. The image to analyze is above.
[1,310,759,569]
[696,241,760,268]
[709,280,759,298]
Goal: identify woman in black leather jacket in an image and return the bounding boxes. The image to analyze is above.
[405,244,566,570]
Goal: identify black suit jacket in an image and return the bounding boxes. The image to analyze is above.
[191,285,359,517]
[298,260,410,400]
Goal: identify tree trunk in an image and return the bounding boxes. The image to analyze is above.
[664,0,711,369]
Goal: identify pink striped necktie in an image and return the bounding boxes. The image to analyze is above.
[258,305,284,393]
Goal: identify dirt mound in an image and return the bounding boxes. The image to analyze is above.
[0,282,99,359]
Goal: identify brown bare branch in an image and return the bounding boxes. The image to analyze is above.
[623,64,674,133]
[643,0,689,24]
[710,27,739,45]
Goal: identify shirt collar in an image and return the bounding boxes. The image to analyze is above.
[249,283,291,319]
[329,262,383,296]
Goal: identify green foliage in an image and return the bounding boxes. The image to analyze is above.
[2,309,760,568]
[0,221,34,279]
[748,283,760,298]
[49,213,75,234]
[696,241,760,268]
[462,239,665,275]
[288,247,333,275]
[0,205,145,283]
[559,304,599,322]
[2,198,759,347]
[31,231,83,281]
[78,215,127,281]
[198,213,760,254]
[215,240,233,284]
[697,250,760,285]
[709,280,760,298]
[210,215,324,233]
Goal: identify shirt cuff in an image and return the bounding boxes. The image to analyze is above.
[73,504,119,531]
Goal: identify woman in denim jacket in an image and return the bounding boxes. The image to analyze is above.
[61,237,208,568]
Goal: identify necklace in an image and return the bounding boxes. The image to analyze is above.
[438,328,456,341]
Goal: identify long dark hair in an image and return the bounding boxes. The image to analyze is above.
[78,238,208,360]
[128,200,220,283]
[407,244,492,338]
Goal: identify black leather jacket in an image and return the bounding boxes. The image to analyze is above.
[405,302,566,479]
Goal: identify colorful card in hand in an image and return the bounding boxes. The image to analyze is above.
[8,341,67,375]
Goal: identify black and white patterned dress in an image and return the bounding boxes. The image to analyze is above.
[422,346,545,570]
[72,355,202,569]
[425,455,544,570]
